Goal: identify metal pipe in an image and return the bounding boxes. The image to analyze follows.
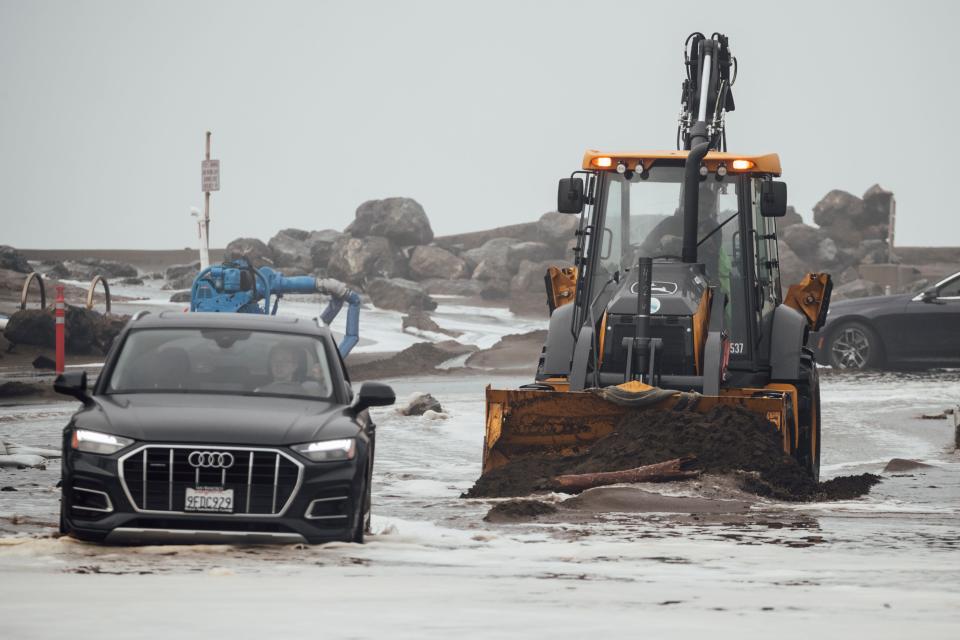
[682,141,712,263]
[697,52,712,123]
[634,257,653,377]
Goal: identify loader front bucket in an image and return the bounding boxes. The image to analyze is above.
[482,383,794,475]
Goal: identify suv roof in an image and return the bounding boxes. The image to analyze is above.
[132,311,332,338]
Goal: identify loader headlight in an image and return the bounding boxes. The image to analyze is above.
[292,438,356,462]
[71,429,134,455]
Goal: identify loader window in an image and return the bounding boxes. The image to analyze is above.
[593,169,739,291]
[586,170,757,363]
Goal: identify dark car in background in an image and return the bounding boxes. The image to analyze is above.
[56,311,394,545]
[811,270,960,370]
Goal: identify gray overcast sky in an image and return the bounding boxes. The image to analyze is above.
[1,0,957,249]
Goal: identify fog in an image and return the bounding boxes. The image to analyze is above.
[1,0,956,249]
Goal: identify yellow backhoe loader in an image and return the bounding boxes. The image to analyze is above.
[484,32,832,480]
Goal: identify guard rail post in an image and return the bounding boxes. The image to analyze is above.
[55,285,65,374]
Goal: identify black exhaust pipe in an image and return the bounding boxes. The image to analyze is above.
[681,139,711,264]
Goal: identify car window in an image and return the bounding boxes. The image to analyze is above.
[938,275,960,298]
[108,328,333,400]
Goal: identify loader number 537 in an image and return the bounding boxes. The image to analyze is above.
[729,342,745,355]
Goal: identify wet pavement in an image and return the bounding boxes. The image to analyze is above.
[0,369,958,638]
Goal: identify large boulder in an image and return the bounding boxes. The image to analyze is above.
[857,239,893,265]
[537,212,580,250]
[781,223,843,268]
[225,237,272,264]
[268,229,313,271]
[0,246,30,273]
[327,236,406,286]
[164,261,201,290]
[816,237,839,264]
[781,206,804,229]
[463,237,514,274]
[307,229,345,271]
[35,261,70,279]
[861,184,894,228]
[62,258,137,280]
[420,278,484,297]
[813,190,864,229]
[781,224,823,261]
[833,278,883,300]
[397,392,443,416]
[506,242,554,271]
[347,198,433,246]
[776,242,813,289]
[408,245,468,280]
[4,306,127,354]
[365,278,437,312]
[511,259,570,293]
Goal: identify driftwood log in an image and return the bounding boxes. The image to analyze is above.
[552,456,699,492]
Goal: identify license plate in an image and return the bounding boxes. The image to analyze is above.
[185,487,234,513]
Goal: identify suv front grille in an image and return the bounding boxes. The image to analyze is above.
[120,446,303,516]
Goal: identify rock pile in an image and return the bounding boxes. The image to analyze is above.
[220,198,577,314]
[778,184,919,299]
[3,306,128,355]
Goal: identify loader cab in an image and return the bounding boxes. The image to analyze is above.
[569,152,785,385]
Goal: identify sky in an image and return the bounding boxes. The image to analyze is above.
[1,0,957,249]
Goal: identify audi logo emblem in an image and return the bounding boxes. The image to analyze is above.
[188,451,235,469]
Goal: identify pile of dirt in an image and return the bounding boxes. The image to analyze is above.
[465,405,879,502]
[347,340,476,380]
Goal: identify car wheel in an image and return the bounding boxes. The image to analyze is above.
[827,321,883,369]
[349,468,370,544]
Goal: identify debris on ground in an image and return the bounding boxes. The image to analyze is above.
[552,457,698,492]
[348,341,477,380]
[397,392,443,416]
[401,312,462,338]
[483,499,558,523]
[465,405,880,502]
[0,380,54,400]
[0,454,47,469]
[883,458,932,473]
[31,355,56,370]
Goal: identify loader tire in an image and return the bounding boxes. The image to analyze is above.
[796,350,821,481]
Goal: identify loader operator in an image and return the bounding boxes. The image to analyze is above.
[637,180,732,303]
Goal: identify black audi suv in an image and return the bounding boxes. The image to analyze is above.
[56,311,395,544]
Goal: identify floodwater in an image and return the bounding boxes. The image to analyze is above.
[0,367,957,639]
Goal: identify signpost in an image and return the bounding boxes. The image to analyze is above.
[198,131,219,270]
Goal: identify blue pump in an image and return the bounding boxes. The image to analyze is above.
[189,258,361,357]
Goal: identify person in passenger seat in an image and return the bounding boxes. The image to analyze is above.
[255,343,324,396]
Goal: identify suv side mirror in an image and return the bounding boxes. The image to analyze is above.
[920,289,945,304]
[760,181,788,217]
[54,370,93,405]
[557,178,585,214]
[352,381,395,413]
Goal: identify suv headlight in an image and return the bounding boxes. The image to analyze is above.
[71,429,134,455]
[292,438,356,462]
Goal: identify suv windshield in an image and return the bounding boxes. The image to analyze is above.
[107,328,334,400]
